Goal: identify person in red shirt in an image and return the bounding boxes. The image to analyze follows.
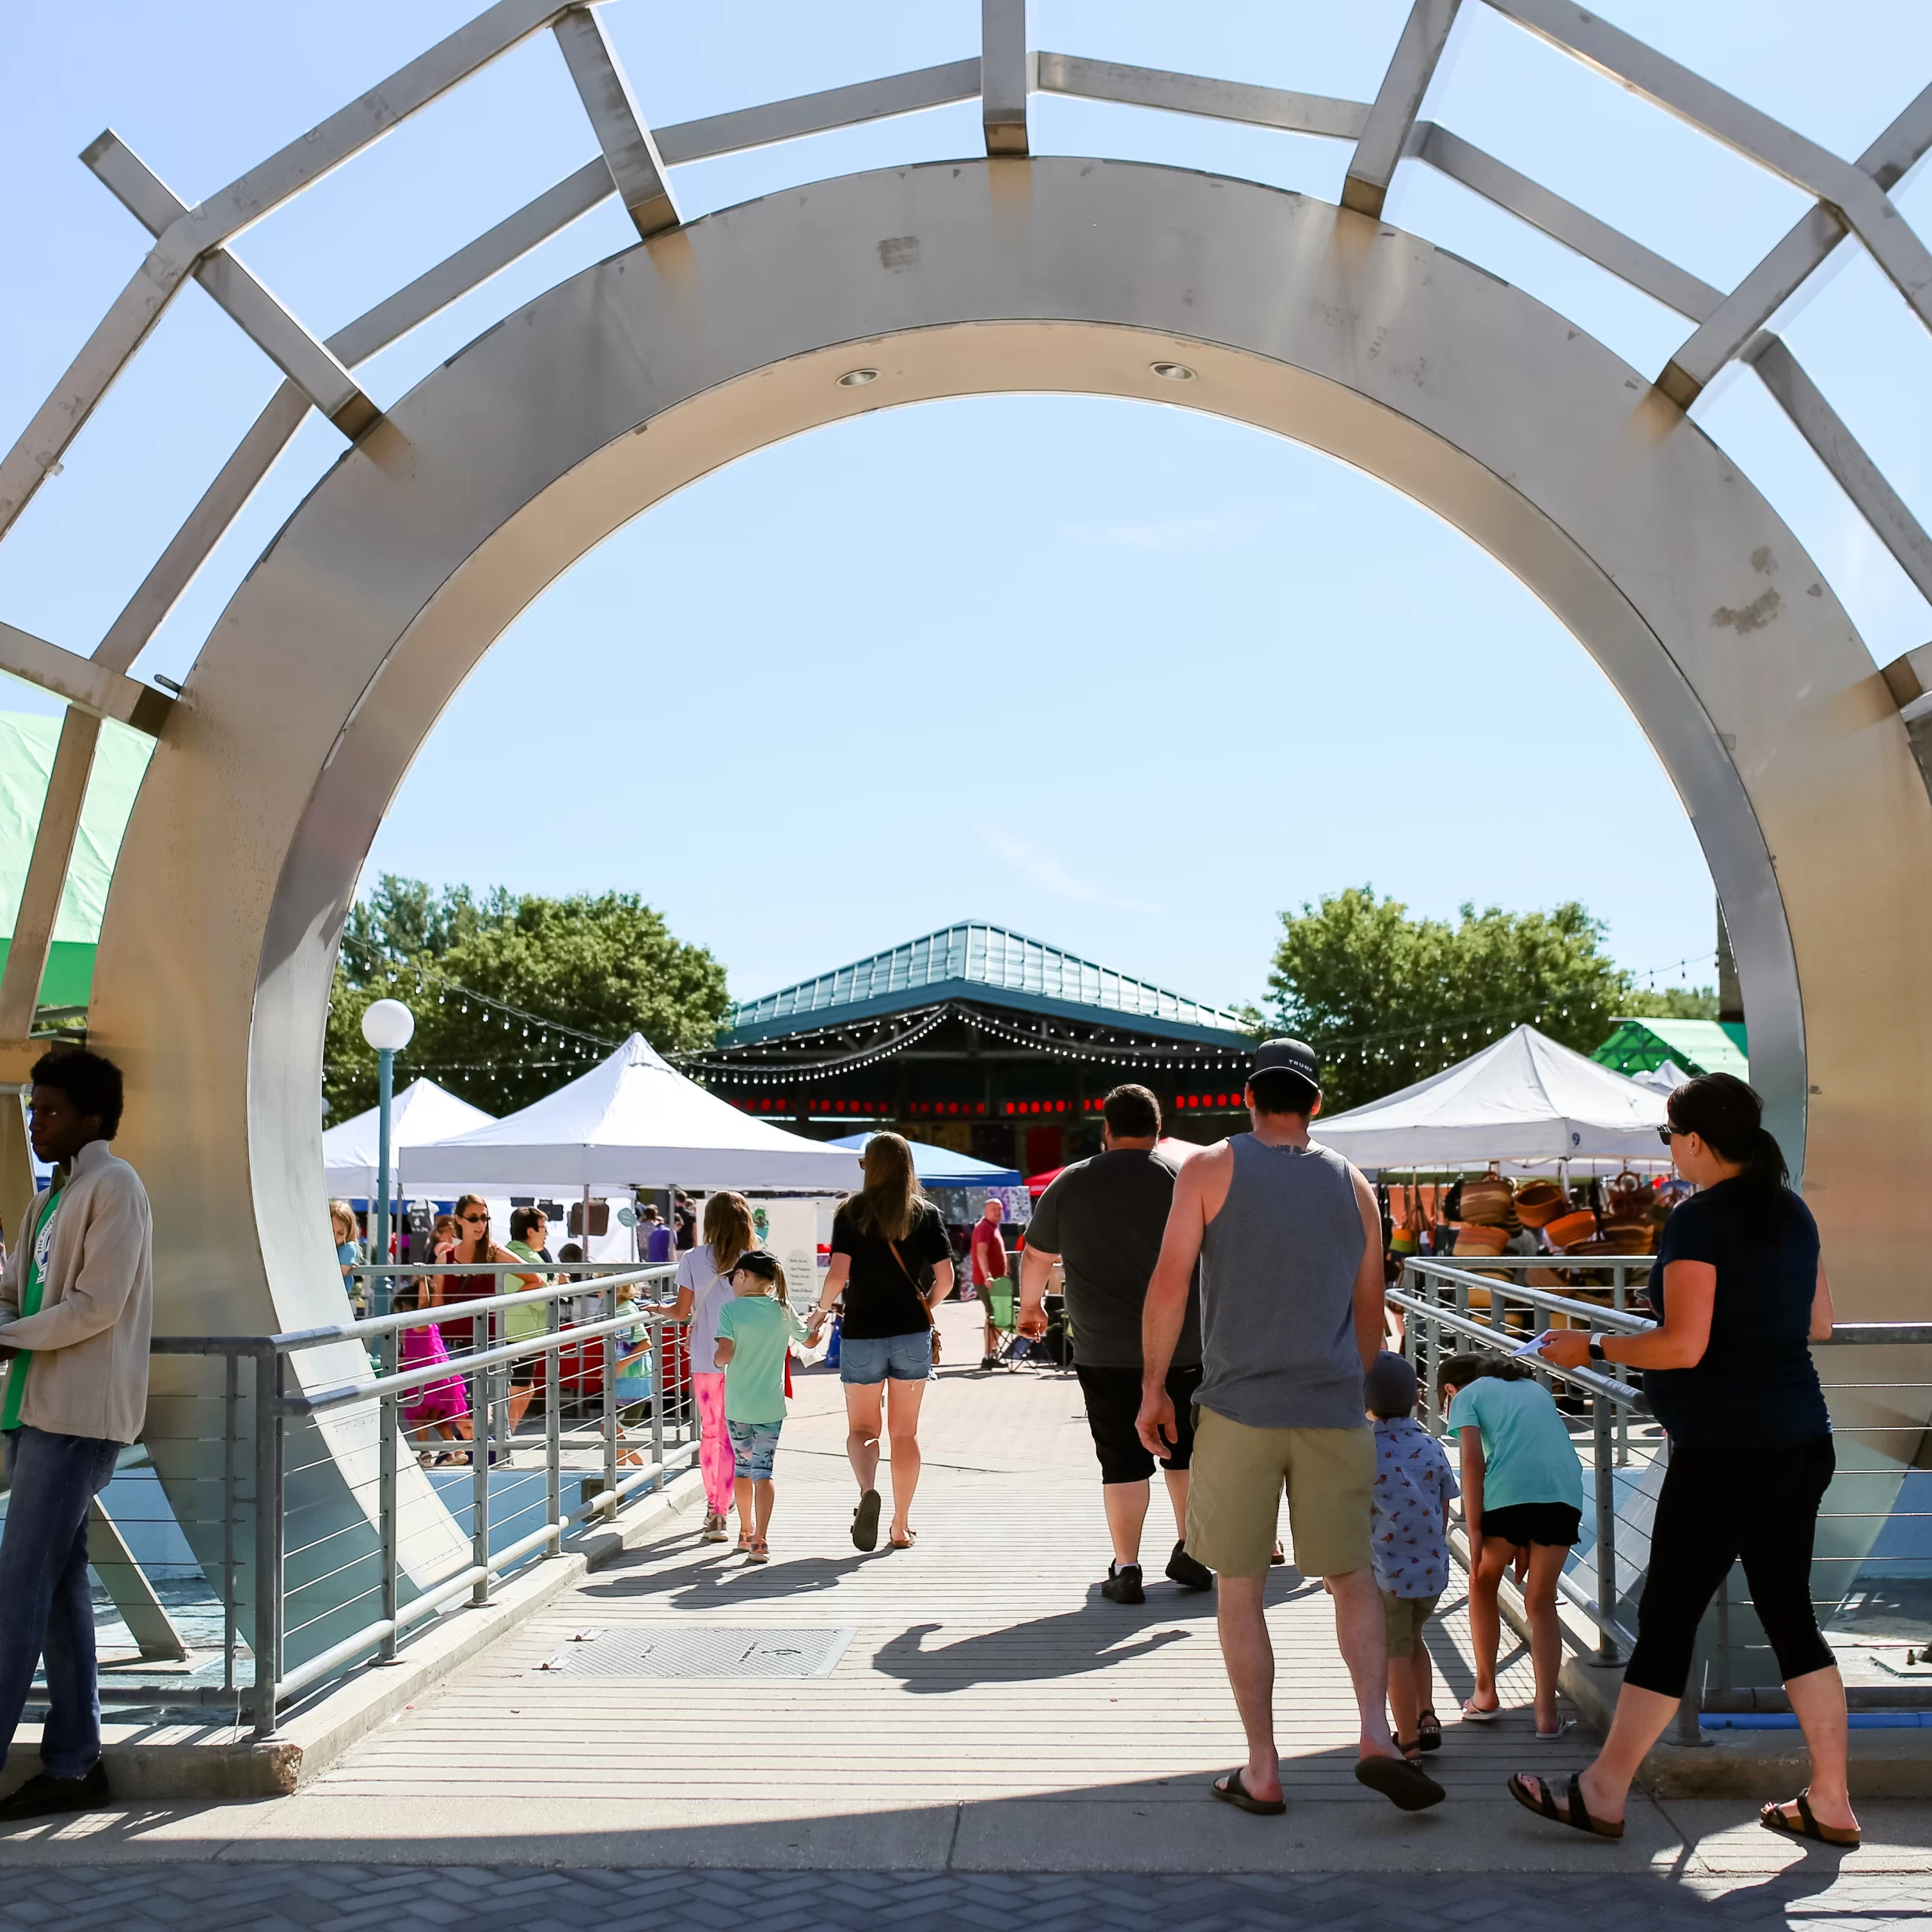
[970,1198,1009,1371]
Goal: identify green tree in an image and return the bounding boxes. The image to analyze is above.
[1265,887,1635,1112]
[325,881,730,1119]
[1617,984,1718,1020]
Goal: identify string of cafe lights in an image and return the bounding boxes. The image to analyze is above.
[337,932,622,1060]
[955,1005,1252,1072]
[675,1004,951,1082]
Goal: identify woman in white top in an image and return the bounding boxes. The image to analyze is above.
[674,1192,754,1543]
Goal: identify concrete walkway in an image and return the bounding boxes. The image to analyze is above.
[2,1300,1927,1917]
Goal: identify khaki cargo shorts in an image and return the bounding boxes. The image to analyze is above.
[1382,1589,1441,1655]
[1185,1406,1374,1580]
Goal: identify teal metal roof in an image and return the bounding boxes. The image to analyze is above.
[1593,1018,1749,1080]
[721,923,1255,1049]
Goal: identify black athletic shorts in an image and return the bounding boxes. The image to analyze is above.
[1076,1362,1202,1484]
[1480,1501,1582,1549]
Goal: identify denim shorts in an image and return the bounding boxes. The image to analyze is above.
[838,1331,934,1384]
[726,1418,782,1481]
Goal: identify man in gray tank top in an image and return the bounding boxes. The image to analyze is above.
[1138,1039,1444,1816]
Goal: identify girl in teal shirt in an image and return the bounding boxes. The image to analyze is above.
[713,1250,809,1564]
[1440,1355,1583,1739]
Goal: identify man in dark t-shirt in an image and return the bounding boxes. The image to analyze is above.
[1020,1084,1212,1605]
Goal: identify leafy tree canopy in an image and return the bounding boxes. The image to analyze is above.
[325,877,730,1120]
[1265,886,1710,1113]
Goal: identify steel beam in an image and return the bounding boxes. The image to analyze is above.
[551,8,678,238]
[1412,122,1721,321]
[1661,82,1932,408]
[170,0,573,256]
[328,159,611,365]
[1744,333,1932,609]
[0,239,196,546]
[653,62,981,167]
[1489,0,1932,343]
[0,709,101,1039]
[982,0,1033,157]
[1035,52,1367,141]
[0,620,174,734]
[82,133,377,437]
[1881,643,1932,718]
[1343,0,1463,218]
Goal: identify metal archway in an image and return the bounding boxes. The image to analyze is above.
[5,3,1931,1668]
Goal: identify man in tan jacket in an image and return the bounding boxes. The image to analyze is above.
[0,1049,152,1823]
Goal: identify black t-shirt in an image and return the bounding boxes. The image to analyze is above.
[1026,1149,1201,1370]
[832,1198,953,1340]
[1644,1179,1830,1452]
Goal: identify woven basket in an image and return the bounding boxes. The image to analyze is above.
[1599,1223,1656,1256]
[1460,1174,1515,1228]
[1515,1180,1569,1229]
[1452,1222,1511,1257]
[1545,1209,1600,1252]
[1601,1171,1652,1226]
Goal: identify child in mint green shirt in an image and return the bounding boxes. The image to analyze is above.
[713,1250,808,1564]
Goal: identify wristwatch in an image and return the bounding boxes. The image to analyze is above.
[1587,1336,1607,1363]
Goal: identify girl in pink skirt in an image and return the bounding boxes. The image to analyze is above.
[395,1276,472,1465]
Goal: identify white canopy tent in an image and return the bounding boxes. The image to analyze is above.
[321,1077,495,1195]
[404,1032,863,1193]
[1312,1023,1670,1171]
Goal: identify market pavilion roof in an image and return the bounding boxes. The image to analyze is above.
[718,923,1255,1051]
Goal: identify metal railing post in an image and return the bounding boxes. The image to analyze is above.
[1592,1387,1619,1663]
[650,1312,665,1477]
[545,1295,562,1557]
[221,1351,238,1695]
[470,1311,491,1604]
[251,1346,284,1737]
[1612,1264,1631,1466]
[377,1321,399,1663]
[601,1281,619,1521]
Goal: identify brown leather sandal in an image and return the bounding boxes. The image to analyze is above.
[1760,1791,1860,1848]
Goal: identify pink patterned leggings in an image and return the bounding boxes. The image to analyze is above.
[694,1371,735,1515]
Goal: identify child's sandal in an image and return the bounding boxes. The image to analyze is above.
[1416,1711,1443,1752]
[747,1537,770,1565]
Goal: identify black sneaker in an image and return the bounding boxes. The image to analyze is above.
[1165,1540,1214,1591]
[0,1760,109,1823]
[1100,1561,1145,1604]
[979,1354,1000,1371]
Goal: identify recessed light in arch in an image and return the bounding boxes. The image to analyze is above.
[838,368,879,387]
[1150,361,1195,382]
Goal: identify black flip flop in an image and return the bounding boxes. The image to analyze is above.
[1507,1770,1624,1840]
[1211,1768,1285,1816]
[1355,1752,1445,1811]
[852,1487,881,1552]
[1759,1790,1860,1848]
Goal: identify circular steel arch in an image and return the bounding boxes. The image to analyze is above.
[90,157,1932,1338]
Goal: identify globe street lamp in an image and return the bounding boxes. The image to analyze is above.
[361,998,414,1316]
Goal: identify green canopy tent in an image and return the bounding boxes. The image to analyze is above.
[1592,1017,1749,1081]
[0,711,153,1012]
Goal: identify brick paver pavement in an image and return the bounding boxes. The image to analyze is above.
[2,1860,1926,1930]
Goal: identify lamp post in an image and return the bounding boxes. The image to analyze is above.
[361,998,415,1317]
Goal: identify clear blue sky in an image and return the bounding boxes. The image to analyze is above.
[5,2,1930,1014]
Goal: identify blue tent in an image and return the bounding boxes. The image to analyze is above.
[826,1131,1022,1188]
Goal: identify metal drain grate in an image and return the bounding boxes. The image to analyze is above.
[531,1625,854,1680]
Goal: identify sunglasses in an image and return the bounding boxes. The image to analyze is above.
[460,1213,488,1224]
[1657,1127,1675,1146]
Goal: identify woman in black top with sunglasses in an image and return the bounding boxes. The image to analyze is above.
[1514,1073,1854,1847]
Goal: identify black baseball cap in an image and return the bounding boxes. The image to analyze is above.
[1364,1350,1418,1414]
[1249,1038,1320,1086]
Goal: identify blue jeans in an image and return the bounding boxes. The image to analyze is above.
[837,1331,934,1384]
[0,1426,121,1777]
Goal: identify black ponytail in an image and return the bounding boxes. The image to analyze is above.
[1666,1071,1792,1242]
[1438,1351,1535,1398]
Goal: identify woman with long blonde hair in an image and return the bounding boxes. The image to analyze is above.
[804,1134,955,1551]
[674,1192,756,1543]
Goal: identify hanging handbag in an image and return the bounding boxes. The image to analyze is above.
[888,1234,943,1366]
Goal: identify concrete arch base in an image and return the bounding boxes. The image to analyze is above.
[89,158,1932,1669]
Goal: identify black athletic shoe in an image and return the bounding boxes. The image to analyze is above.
[1165,1540,1214,1591]
[1100,1561,1145,1605]
[0,1761,109,1823]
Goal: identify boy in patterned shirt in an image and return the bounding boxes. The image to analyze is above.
[1365,1351,1459,1759]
